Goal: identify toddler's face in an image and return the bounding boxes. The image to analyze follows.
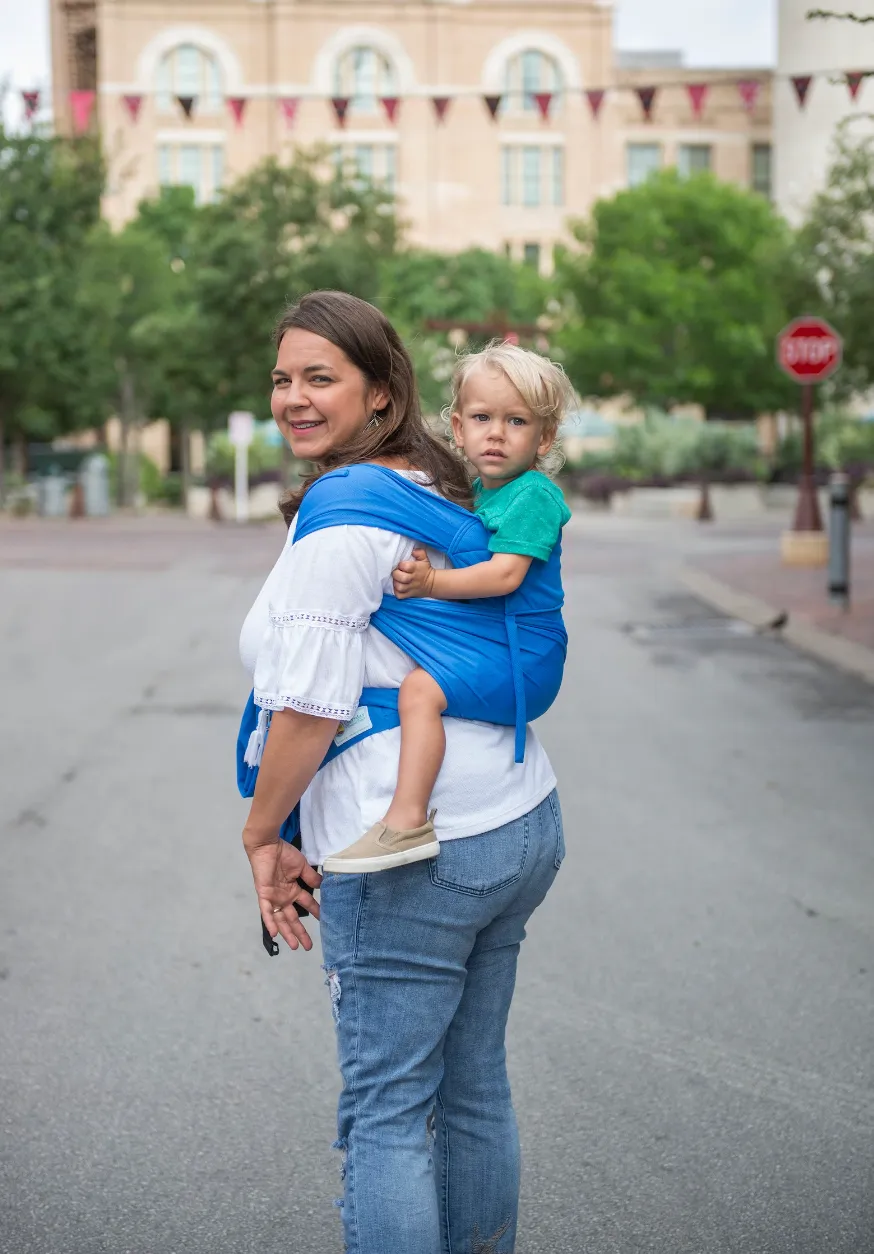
[451,366,553,489]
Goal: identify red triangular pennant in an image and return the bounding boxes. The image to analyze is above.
[586,89,606,120]
[381,96,400,124]
[70,89,96,134]
[279,97,299,128]
[432,96,451,123]
[737,80,761,113]
[792,75,813,108]
[177,95,196,119]
[483,94,502,120]
[122,94,143,122]
[22,90,40,119]
[533,92,553,121]
[847,71,865,102]
[636,86,657,121]
[687,83,709,119]
[332,97,350,127]
[228,97,246,127]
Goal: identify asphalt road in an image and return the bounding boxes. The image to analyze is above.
[1,514,872,1254]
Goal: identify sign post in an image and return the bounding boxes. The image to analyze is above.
[228,411,255,524]
[776,317,843,566]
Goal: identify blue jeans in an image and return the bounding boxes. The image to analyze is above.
[319,789,564,1254]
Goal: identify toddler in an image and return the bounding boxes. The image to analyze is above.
[322,342,573,873]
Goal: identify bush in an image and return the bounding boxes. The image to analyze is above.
[206,431,283,479]
[612,414,760,481]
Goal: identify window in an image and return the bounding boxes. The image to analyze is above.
[504,49,563,114]
[522,147,541,207]
[752,143,772,198]
[523,242,541,269]
[551,148,564,207]
[627,143,661,188]
[501,148,516,206]
[157,144,224,204]
[333,144,398,194]
[501,145,563,207]
[156,44,222,114]
[334,46,397,115]
[678,144,712,177]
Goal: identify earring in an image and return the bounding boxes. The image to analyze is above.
[368,411,383,430]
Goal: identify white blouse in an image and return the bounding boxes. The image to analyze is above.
[239,480,557,868]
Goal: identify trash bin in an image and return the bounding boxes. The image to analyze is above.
[40,468,67,517]
[82,453,111,517]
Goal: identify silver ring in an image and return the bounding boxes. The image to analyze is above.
[273,906,283,914]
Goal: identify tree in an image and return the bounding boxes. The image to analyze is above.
[76,213,184,503]
[555,170,804,417]
[798,125,874,396]
[183,148,399,423]
[378,247,552,413]
[0,126,106,495]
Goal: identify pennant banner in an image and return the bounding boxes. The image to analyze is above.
[122,94,143,122]
[687,83,708,119]
[381,96,400,124]
[636,86,657,121]
[331,97,350,127]
[280,97,299,128]
[847,71,865,101]
[22,90,40,119]
[70,89,95,134]
[228,97,246,127]
[177,95,195,119]
[432,96,451,123]
[533,92,553,121]
[586,89,606,120]
[483,94,502,120]
[792,75,813,108]
[737,79,761,113]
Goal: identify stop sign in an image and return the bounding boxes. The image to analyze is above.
[777,317,843,383]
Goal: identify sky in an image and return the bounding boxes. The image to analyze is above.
[0,0,776,127]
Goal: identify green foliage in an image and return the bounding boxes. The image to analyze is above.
[205,430,284,479]
[608,414,760,480]
[186,148,399,421]
[816,411,874,469]
[556,170,803,417]
[799,127,874,397]
[378,247,552,413]
[0,126,106,442]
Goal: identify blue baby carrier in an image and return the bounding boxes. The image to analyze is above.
[237,464,567,842]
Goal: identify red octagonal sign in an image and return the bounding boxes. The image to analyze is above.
[777,317,843,383]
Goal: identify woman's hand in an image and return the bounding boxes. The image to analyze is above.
[392,548,436,599]
[244,829,323,952]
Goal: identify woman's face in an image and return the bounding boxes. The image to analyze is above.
[270,329,389,461]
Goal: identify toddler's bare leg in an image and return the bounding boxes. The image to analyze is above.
[383,668,448,831]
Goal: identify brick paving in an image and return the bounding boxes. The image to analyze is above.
[689,522,874,652]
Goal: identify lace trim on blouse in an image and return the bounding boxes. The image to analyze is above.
[269,610,368,632]
[254,692,357,721]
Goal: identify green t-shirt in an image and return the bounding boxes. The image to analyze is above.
[473,470,572,563]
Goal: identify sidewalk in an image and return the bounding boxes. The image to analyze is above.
[679,521,874,682]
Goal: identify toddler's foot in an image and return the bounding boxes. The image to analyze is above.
[322,810,438,874]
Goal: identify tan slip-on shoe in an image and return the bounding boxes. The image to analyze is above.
[322,811,439,874]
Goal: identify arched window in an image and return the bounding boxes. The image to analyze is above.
[504,50,563,115]
[334,46,397,115]
[156,44,222,113]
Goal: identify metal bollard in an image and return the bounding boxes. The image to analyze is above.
[828,472,851,607]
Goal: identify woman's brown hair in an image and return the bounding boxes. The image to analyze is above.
[274,291,472,525]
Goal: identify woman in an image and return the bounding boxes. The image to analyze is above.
[239,291,565,1254]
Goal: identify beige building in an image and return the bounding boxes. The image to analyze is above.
[52,1,773,270]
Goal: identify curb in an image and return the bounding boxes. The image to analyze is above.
[676,565,874,687]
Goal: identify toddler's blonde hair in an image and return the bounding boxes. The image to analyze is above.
[447,341,575,476]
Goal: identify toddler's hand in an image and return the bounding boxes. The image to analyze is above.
[392,548,436,599]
